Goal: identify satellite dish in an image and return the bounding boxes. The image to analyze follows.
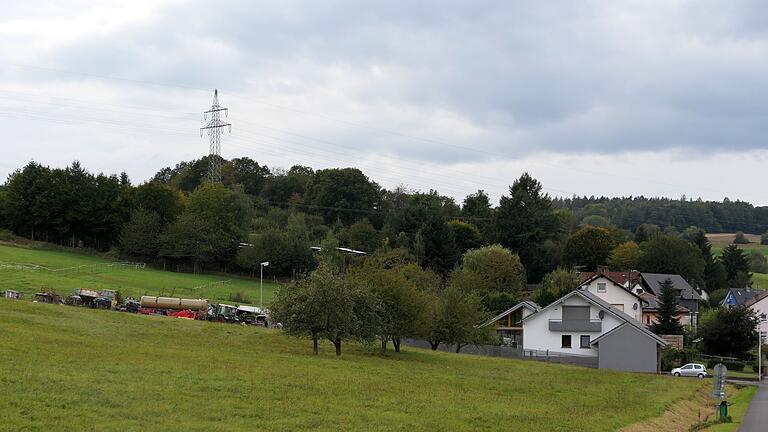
[598,310,605,320]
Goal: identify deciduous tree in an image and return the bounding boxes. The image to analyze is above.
[607,241,643,270]
[699,307,760,358]
[562,226,614,271]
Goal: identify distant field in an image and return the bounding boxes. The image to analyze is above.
[0,244,279,305]
[708,232,768,259]
[0,299,705,431]
[707,232,762,246]
[752,273,768,290]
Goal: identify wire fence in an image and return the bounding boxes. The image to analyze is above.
[0,261,146,275]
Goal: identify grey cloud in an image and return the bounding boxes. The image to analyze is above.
[10,0,768,164]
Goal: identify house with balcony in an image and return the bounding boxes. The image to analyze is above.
[479,300,540,347]
[522,288,667,373]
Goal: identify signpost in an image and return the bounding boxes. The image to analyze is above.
[712,363,728,419]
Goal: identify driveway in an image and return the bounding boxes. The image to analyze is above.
[739,382,768,432]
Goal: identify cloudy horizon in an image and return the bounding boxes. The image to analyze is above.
[2,0,768,205]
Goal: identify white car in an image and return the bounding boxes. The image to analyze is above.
[671,363,708,378]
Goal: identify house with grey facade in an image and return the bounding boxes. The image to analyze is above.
[521,288,667,373]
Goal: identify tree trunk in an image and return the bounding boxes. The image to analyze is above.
[429,340,440,351]
[393,338,401,353]
[334,337,342,356]
[313,333,319,355]
[455,343,463,353]
[380,337,388,354]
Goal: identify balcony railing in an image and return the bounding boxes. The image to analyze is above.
[549,319,602,332]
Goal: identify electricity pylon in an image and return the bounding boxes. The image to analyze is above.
[200,89,231,183]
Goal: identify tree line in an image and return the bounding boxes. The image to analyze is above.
[0,157,764,295]
[555,195,768,234]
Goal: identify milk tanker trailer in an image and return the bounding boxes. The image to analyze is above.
[139,296,208,319]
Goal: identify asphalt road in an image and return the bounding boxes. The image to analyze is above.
[739,382,768,432]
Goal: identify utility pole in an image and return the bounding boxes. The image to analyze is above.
[200,89,231,183]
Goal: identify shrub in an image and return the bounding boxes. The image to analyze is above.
[0,229,15,241]
[762,231,768,246]
[705,359,745,371]
[733,231,750,244]
[229,292,250,304]
[661,348,688,371]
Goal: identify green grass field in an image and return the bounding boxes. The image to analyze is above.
[0,299,705,431]
[0,244,279,305]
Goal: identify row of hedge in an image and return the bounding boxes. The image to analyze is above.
[661,348,756,372]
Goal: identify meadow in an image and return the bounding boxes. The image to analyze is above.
[0,243,278,305]
[707,233,768,289]
[0,299,706,432]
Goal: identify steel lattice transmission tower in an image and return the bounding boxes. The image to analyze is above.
[200,89,231,183]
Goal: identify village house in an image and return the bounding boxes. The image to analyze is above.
[634,273,702,327]
[521,288,667,373]
[637,292,688,327]
[744,292,768,335]
[721,287,767,308]
[479,300,540,348]
[579,270,643,322]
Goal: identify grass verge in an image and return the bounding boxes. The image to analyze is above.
[704,384,758,431]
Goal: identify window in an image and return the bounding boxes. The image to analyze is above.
[580,335,590,348]
[646,315,650,325]
[597,283,607,293]
[682,365,693,370]
[561,335,572,348]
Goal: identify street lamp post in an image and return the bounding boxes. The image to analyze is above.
[760,314,766,381]
[260,262,269,310]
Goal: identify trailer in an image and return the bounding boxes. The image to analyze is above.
[33,292,63,304]
[2,290,23,299]
[139,296,208,319]
[236,305,269,327]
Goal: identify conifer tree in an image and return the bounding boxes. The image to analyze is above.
[651,278,684,335]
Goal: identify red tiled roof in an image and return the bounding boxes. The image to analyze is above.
[579,268,641,287]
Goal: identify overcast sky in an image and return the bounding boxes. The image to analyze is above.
[2,0,768,205]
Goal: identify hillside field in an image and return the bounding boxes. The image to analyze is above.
[708,232,768,257]
[0,243,278,305]
[0,299,705,431]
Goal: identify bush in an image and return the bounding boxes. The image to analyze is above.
[0,229,15,241]
[705,359,745,371]
[229,292,251,304]
[661,348,689,371]
[733,231,750,244]
[762,231,768,245]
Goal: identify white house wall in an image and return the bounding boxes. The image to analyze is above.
[751,297,768,335]
[582,276,642,322]
[522,295,624,357]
